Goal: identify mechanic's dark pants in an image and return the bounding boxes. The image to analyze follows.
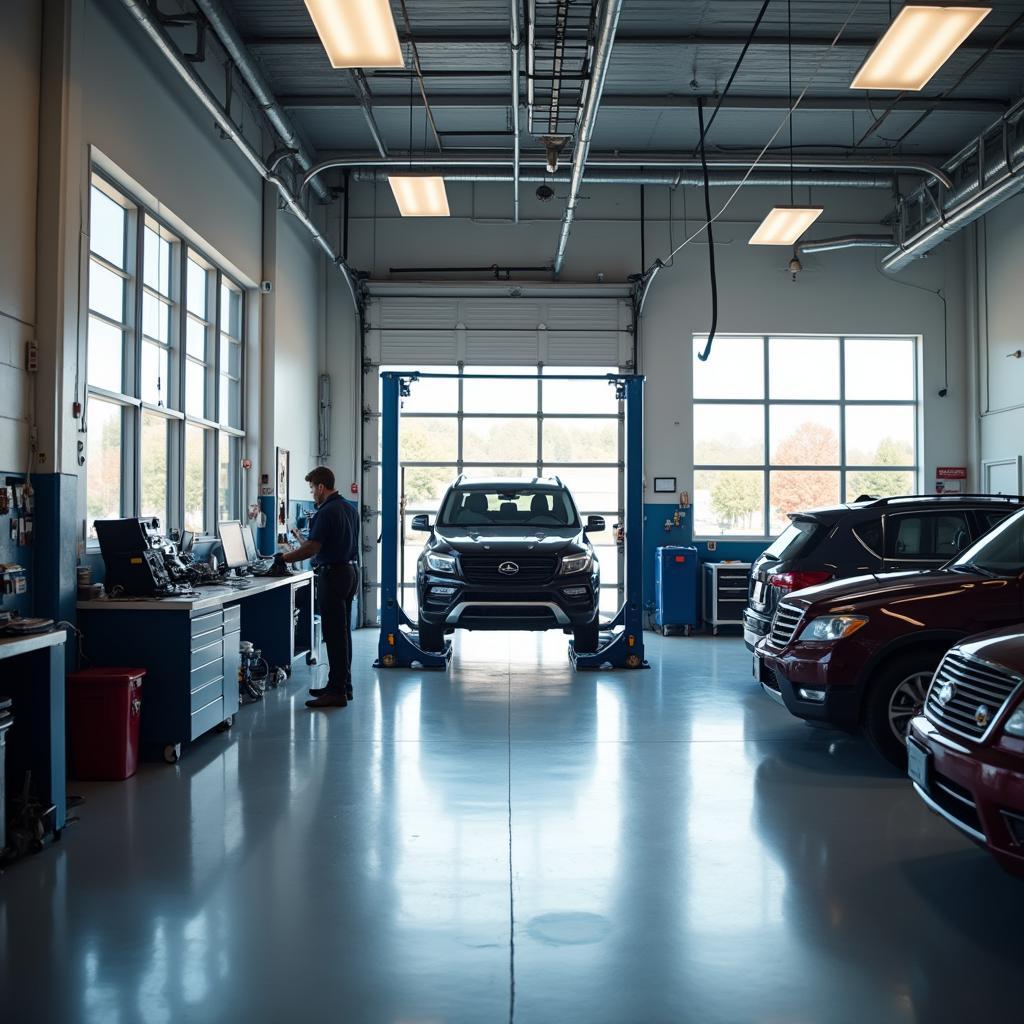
[317,564,358,693]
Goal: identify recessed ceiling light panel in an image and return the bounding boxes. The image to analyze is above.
[851,5,991,91]
[304,0,405,69]
[388,176,451,217]
[749,206,824,246]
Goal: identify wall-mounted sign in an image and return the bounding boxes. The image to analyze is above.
[653,477,677,493]
[936,467,967,480]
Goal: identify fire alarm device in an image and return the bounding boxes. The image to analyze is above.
[350,482,359,495]
[241,458,253,470]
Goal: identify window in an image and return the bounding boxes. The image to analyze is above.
[85,172,245,541]
[693,335,918,538]
[381,364,622,618]
[886,513,969,560]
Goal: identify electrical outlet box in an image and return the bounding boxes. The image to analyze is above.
[25,340,39,372]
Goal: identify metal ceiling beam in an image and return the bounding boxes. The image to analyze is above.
[278,94,1007,114]
[510,0,522,223]
[242,32,1024,53]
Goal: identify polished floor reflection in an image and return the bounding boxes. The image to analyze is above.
[2,629,1022,1023]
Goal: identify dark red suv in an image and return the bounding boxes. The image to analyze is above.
[908,628,1024,878]
[755,506,1024,767]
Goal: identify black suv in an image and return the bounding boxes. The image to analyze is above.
[744,494,1024,652]
[412,476,603,653]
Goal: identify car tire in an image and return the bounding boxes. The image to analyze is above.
[573,623,600,653]
[864,650,941,769]
[418,622,446,652]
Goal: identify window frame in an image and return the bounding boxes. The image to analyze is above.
[692,334,919,541]
[85,169,246,546]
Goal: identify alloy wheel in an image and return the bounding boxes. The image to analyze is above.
[888,671,932,740]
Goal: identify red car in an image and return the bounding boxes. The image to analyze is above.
[908,628,1024,878]
[755,506,1024,767]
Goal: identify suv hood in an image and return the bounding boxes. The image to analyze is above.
[433,526,582,556]
[952,624,1024,671]
[780,568,994,613]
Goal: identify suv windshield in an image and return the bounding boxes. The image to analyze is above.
[950,507,1024,577]
[439,487,579,528]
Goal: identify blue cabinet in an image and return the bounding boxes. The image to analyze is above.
[653,546,699,635]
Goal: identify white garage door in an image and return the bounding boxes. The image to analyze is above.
[361,289,635,626]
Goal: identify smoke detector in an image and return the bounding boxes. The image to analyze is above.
[536,184,555,202]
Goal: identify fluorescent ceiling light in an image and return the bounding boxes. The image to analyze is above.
[388,176,451,217]
[851,5,991,91]
[749,206,824,246]
[303,0,405,69]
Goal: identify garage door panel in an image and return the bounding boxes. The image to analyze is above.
[380,329,458,365]
[376,298,461,330]
[462,300,542,329]
[546,331,621,366]
[543,301,622,331]
[465,330,538,364]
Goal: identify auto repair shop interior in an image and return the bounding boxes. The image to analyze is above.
[3,1,1024,1021]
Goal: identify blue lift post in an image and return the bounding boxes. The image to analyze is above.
[374,371,647,670]
[568,374,648,670]
[375,371,452,669]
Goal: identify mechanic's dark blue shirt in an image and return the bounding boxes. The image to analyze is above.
[307,492,359,567]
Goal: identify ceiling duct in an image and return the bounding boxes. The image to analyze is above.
[884,98,1024,271]
[797,235,893,254]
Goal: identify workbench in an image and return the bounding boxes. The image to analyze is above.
[0,629,67,837]
[77,571,313,762]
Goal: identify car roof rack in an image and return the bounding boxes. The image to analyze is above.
[863,493,1024,506]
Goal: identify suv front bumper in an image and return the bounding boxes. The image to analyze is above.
[756,640,861,730]
[418,573,599,632]
[743,607,771,651]
[908,716,1024,878]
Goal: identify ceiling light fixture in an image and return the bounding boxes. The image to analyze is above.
[749,206,824,245]
[388,176,450,217]
[303,0,405,69]
[851,5,991,91]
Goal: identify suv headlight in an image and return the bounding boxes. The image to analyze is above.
[797,615,868,643]
[425,552,457,574]
[1004,707,1024,737]
[560,553,592,575]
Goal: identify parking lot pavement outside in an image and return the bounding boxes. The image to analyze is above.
[1,628,1021,1023]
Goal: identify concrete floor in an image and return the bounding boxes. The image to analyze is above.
[1,628,1022,1023]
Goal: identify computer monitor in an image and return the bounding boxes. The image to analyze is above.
[241,524,258,563]
[180,530,195,557]
[218,520,249,570]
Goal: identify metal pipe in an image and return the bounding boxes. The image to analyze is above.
[191,0,330,203]
[798,235,893,254]
[883,103,1024,271]
[511,0,522,223]
[352,169,893,188]
[303,151,951,193]
[118,0,359,307]
[552,0,625,276]
[348,69,389,158]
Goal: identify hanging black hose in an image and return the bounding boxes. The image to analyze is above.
[696,98,718,363]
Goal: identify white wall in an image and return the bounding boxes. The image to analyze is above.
[338,179,967,494]
[0,1,41,472]
[972,192,1024,480]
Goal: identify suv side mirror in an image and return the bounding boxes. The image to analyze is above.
[411,514,432,532]
[584,515,605,533]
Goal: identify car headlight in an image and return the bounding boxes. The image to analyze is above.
[1004,707,1024,737]
[797,615,868,643]
[560,553,592,575]
[425,552,457,574]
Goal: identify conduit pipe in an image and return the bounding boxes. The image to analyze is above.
[552,0,625,276]
[302,152,951,194]
[352,169,893,188]
[118,0,359,306]
[191,0,331,203]
[511,0,522,223]
[798,235,893,254]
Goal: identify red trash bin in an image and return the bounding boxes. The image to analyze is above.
[68,667,146,780]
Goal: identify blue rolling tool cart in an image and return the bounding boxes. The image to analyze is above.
[653,546,699,635]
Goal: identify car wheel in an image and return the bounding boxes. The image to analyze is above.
[418,622,445,652]
[573,623,600,653]
[864,651,940,769]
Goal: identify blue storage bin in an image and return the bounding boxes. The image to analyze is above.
[654,546,699,634]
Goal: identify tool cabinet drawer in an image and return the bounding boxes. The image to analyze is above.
[223,604,241,631]
[191,611,223,639]
[190,675,224,713]
[190,696,225,740]
[190,638,223,671]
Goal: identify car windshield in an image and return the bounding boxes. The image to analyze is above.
[439,486,579,528]
[949,507,1024,577]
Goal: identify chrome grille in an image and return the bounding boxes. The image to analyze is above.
[459,554,559,585]
[925,650,1023,742]
[768,603,803,648]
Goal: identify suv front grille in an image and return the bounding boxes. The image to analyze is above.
[925,651,1023,742]
[460,554,559,585]
[769,603,803,647]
